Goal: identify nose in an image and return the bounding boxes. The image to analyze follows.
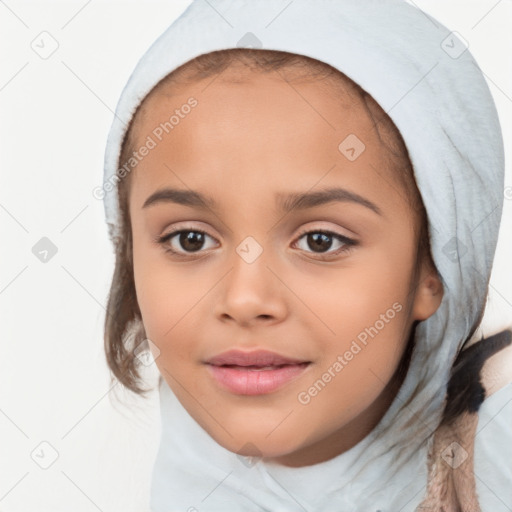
[213,244,288,327]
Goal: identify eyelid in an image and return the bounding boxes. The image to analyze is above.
[157,220,356,240]
[155,221,217,240]
[153,223,218,245]
[294,222,357,241]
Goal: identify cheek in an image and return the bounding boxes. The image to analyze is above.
[296,306,410,443]
[132,238,183,337]
[132,243,218,375]
[298,250,414,419]
[134,266,198,337]
[315,252,413,344]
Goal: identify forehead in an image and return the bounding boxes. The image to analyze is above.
[137,63,365,137]
[127,69,411,217]
[132,70,383,159]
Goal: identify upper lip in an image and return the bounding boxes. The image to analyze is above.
[205,349,310,367]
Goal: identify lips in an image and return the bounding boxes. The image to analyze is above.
[205,349,309,368]
[204,349,312,395]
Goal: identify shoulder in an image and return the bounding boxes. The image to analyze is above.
[473,343,512,511]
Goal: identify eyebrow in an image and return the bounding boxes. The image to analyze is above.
[142,186,382,216]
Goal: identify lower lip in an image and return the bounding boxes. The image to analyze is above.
[206,363,311,395]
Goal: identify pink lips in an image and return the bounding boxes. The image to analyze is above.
[205,349,311,395]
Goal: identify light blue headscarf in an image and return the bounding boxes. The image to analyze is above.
[102,1,505,509]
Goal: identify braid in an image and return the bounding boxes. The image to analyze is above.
[418,330,512,511]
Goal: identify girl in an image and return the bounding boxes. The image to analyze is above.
[101,1,512,510]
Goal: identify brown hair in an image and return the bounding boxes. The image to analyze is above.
[103,47,499,509]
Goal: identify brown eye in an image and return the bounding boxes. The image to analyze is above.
[157,229,217,255]
[305,232,334,253]
[178,231,206,252]
[294,229,357,256]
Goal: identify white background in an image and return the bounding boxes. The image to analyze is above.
[1,1,511,511]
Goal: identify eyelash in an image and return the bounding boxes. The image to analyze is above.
[154,225,357,259]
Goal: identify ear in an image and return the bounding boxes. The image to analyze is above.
[412,264,444,321]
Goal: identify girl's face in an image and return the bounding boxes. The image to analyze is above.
[128,68,443,467]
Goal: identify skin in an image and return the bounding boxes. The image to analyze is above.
[128,64,443,467]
